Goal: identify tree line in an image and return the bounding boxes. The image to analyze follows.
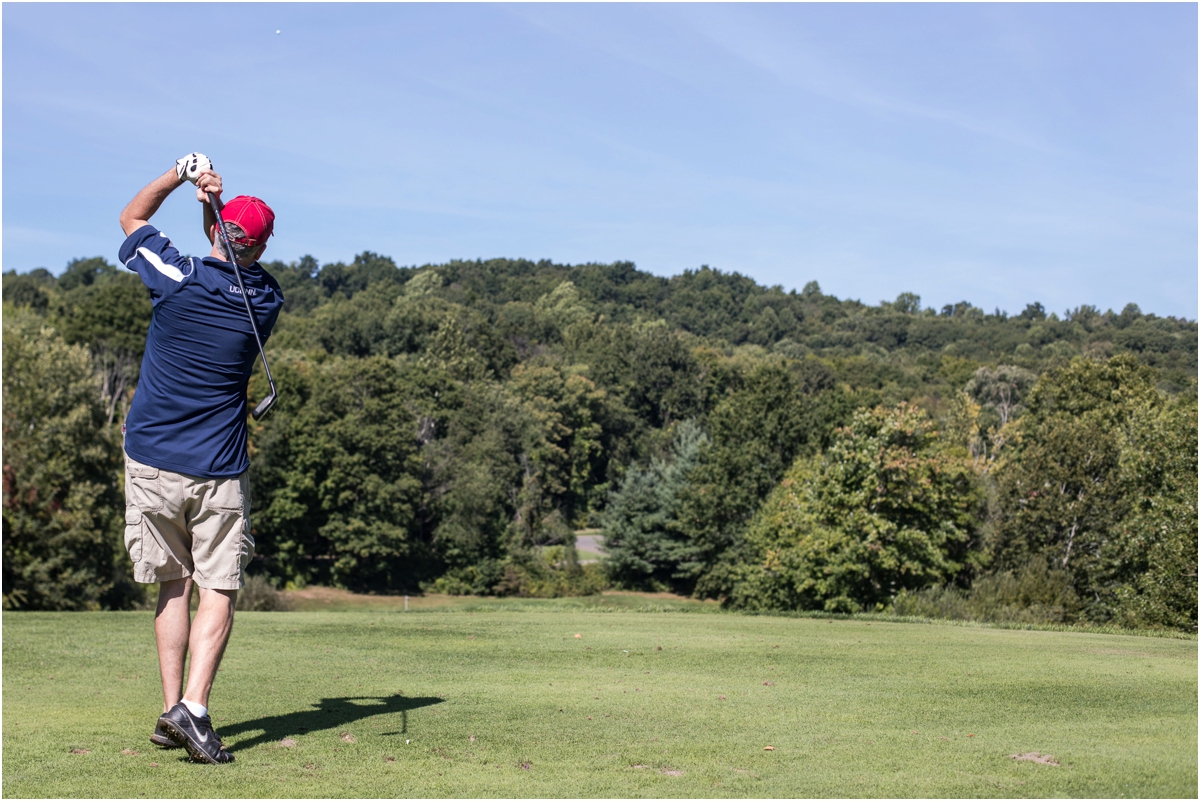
[3,253,1196,629]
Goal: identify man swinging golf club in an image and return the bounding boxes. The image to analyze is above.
[118,153,283,764]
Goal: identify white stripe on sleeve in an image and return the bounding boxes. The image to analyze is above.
[135,246,185,282]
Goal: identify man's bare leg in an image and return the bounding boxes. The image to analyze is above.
[155,577,194,713]
[181,587,237,709]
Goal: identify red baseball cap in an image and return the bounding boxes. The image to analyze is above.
[220,195,275,246]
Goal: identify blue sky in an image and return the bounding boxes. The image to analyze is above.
[4,3,1196,318]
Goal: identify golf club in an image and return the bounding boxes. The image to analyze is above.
[207,192,278,420]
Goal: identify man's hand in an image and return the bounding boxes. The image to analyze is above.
[195,169,223,205]
[176,152,213,184]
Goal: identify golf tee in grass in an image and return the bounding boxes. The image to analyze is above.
[3,607,1195,798]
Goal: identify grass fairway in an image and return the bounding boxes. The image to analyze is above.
[3,605,1195,798]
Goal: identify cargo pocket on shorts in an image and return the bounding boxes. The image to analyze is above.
[124,507,144,562]
[124,506,169,577]
[237,520,256,574]
[208,474,254,582]
[125,461,163,512]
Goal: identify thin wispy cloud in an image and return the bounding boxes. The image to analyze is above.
[4,3,1194,317]
[676,6,1058,155]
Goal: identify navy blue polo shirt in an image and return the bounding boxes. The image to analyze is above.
[119,224,284,478]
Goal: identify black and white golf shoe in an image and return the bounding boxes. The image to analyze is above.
[158,703,234,764]
[150,718,182,749]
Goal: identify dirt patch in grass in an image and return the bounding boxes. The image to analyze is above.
[601,589,718,603]
[1010,752,1060,766]
[284,585,719,612]
[285,587,481,612]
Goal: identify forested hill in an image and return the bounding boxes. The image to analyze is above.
[263,252,1196,389]
[3,253,1197,630]
[8,252,1197,383]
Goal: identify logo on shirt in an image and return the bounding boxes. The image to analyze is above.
[228,284,259,296]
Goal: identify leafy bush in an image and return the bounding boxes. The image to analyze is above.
[235,574,293,612]
[493,556,608,598]
[891,556,1080,624]
[730,403,983,613]
[424,558,507,596]
[427,547,606,598]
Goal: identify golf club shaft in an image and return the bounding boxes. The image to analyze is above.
[207,192,277,418]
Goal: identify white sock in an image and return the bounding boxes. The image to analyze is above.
[181,699,208,719]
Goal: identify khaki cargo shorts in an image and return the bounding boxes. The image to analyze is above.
[123,453,255,590]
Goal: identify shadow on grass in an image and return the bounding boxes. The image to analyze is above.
[221,695,444,751]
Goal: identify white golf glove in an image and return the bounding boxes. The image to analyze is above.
[176,152,213,184]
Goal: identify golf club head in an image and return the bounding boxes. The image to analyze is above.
[252,392,277,420]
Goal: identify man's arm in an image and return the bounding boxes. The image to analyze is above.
[202,190,218,242]
[199,171,224,243]
[119,168,183,236]
[119,157,224,239]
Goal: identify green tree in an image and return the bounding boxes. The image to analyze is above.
[249,355,448,591]
[964,364,1037,426]
[731,403,981,613]
[566,319,706,430]
[310,283,400,358]
[892,292,921,315]
[1098,392,1197,629]
[54,273,152,423]
[22,240,1195,612]
[425,383,541,587]
[962,364,1037,459]
[673,362,857,598]
[3,270,52,313]
[989,355,1175,622]
[2,306,134,610]
[506,360,622,534]
[264,255,324,313]
[318,251,410,300]
[55,257,117,292]
[600,420,708,590]
[424,377,620,598]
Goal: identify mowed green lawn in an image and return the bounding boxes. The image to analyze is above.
[3,604,1195,798]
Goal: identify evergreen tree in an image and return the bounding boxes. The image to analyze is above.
[601,420,707,590]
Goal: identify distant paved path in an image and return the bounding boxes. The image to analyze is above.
[575,531,605,563]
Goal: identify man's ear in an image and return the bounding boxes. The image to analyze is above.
[256,243,267,261]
